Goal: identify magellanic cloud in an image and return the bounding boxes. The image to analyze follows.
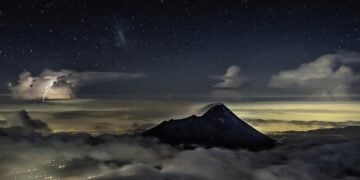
[269,52,360,100]
[9,69,146,101]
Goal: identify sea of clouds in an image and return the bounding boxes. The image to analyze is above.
[0,110,359,180]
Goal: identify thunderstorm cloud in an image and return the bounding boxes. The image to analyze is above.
[9,69,146,101]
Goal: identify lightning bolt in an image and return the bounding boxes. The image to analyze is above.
[42,77,57,102]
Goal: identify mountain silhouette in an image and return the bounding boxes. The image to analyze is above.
[143,103,276,150]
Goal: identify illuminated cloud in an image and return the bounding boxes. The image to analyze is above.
[210,65,249,98]
[9,69,146,101]
[212,65,246,88]
[269,52,360,99]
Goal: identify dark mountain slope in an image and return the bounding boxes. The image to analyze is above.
[143,103,276,150]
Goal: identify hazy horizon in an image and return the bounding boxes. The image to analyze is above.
[1,98,359,134]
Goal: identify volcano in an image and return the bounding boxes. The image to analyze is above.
[143,103,276,150]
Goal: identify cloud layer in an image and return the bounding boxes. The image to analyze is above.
[0,110,359,179]
[0,123,359,179]
[9,69,146,101]
[269,52,360,99]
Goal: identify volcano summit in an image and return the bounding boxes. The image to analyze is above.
[143,103,276,150]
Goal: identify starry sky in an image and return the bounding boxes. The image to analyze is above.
[1,0,360,100]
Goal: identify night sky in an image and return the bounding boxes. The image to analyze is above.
[1,0,360,99]
[1,2,360,179]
